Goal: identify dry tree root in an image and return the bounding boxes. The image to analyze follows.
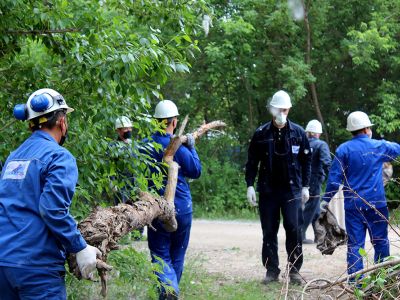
[67,118,226,297]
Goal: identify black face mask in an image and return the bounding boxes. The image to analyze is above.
[59,128,68,146]
[123,130,132,140]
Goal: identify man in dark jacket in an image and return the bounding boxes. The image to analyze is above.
[245,90,312,285]
[302,120,331,244]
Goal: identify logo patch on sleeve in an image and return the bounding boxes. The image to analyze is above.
[3,160,31,180]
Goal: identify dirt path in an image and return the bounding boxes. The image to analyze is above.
[185,219,400,283]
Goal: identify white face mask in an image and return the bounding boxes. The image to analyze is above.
[367,130,373,139]
[275,112,287,126]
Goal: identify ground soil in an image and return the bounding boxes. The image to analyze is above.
[135,219,400,299]
[186,220,400,283]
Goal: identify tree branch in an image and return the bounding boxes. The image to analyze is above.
[6,28,80,35]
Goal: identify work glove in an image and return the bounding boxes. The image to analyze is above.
[247,186,257,207]
[185,133,195,149]
[301,187,310,205]
[320,200,329,214]
[76,245,102,279]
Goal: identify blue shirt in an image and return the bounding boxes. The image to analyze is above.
[145,132,201,215]
[324,134,400,210]
[0,131,86,270]
[309,137,331,194]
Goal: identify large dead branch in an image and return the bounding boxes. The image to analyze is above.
[68,118,226,297]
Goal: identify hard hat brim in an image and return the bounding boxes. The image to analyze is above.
[346,123,374,131]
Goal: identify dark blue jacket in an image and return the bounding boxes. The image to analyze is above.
[145,132,202,215]
[324,134,400,210]
[0,131,86,271]
[245,120,312,193]
[309,137,332,195]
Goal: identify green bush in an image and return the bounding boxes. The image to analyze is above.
[190,134,256,218]
[66,247,159,300]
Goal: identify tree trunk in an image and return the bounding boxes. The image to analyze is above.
[67,119,226,297]
[301,0,330,144]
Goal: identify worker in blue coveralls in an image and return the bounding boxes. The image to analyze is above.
[301,120,331,244]
[145,100,201,300]
[321,111,400,280]
[245,90,312,285]
[0,88,101,299]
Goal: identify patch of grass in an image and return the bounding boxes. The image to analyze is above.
[66,247,159,300]
[193,205,259,221]
[179,259,283,300]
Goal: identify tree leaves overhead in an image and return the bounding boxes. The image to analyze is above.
[2,0,400,212]
[0,0,207,207]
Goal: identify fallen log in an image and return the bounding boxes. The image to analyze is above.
[67,118,226,296]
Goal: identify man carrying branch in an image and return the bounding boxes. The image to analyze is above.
[145,100,202,300]
[321,111,400,280]
[0,89,100,299]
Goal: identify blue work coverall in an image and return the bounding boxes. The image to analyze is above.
[324,134,400,276]
[302,137,331,240]
[245,120,311,277]
[145,132,201,298]
[0,130,86,299]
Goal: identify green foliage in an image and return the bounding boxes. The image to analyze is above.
[353,256,400,299]
[190,134,255,217]
[0,0,207,212]
[66,247,159,299]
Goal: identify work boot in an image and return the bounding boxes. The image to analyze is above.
[289,272,303,285]
[263,273,279,284]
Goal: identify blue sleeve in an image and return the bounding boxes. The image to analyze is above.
[320,141,332,176]
[175,145,202,179]
[39,151,87,254]
[323,148,345,202]
[380,140,400,162]
[298,130,312,187]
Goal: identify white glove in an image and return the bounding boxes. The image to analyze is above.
[185,133,195,149]
[320,200,329,213]
[301,187,310,204]
[247,186,257,207]
[76,245,101,279]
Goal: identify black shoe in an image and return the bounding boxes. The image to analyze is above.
[289,272,303,285]
[263,273,279,284]
[302,238,315,244]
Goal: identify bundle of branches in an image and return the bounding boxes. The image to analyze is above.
[67,118,226,296]
[302,257,400,299]
[314,208,347,255]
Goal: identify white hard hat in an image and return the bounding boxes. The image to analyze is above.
[26,88,73,121]
[115,116,133,129]
[346,111,374,132]
[305,119,323,134]
[153,100,179,119]
[269,90,292,109]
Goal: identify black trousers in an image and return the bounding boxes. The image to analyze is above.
[259,188,303,276]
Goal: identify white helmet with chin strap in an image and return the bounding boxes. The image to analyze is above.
[346,111,374,132]
[153,100,179,119]
[269,90,292,109]
[115,116,133,129]
[305,119,323,134]
[13,88,73,123]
